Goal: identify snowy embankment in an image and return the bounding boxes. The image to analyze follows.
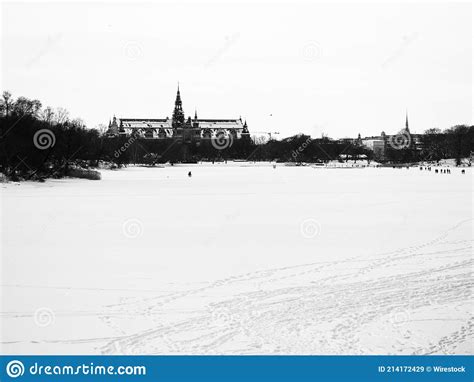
[0,164,472,355]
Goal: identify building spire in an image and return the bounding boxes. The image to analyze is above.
[176,85,181,102]
[172,85,185,128]
[405,110,409,131]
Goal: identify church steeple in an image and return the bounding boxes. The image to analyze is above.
[175,85,182,107]
[405,110,410,132]
[192,108,199,128]
[172,85,185,128]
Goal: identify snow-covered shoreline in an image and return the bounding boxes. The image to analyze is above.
[1,157,471,186]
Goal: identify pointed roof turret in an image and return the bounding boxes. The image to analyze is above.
[175,85,182,104]
[172,85,185,128]
[241,119,250,139]
[242,119,249,133]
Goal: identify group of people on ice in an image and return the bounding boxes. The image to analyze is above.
[419,166,465,174]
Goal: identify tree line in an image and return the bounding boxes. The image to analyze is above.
[1,92,472,181]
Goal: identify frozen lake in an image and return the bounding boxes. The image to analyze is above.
[1,164,472,354]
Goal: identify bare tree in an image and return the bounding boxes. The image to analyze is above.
[252,135,268,145]
[11,96,42,117]
[54,107,69,125]
[1,91,13,117]
[96,123,108,135]
[31,99,42,116]
[71,118,86,128]
[41,106,55,123]
[425,128,442,135]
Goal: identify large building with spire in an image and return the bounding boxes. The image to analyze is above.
[106,86,249,143]
[359,112,422,160]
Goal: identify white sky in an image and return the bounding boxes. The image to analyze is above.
[1,1,472,138]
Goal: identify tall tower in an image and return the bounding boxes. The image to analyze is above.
[193,109,199,128]
[241,119,251,142]
[172,85,185,128]
[405,111,410,132]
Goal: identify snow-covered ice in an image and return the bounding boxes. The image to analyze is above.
[1,164,472,354]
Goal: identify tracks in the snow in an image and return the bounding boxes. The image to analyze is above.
[97,221,473,355]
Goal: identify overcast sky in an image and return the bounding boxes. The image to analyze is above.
[1,1,472,138]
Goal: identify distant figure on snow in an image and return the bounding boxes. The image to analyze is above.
[435,169,438,173]
[462,169,465,174]
[188,171,192,177]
